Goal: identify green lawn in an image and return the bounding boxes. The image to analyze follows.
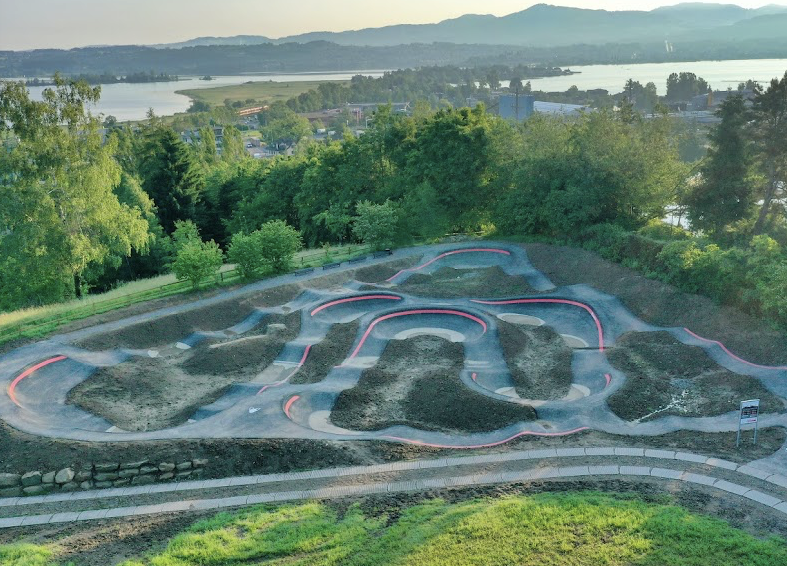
[176,80,347,107]
[4,493,785,565]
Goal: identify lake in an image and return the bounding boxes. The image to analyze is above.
[4,59,787,121]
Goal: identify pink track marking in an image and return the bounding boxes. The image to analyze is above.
[7,356,68,408]
[382,427,590,450]
[472,298,605,352]
[311,295,401,316]
[684,328,787,371]
[284,395,300,419]
[256,345,312,395]
[348,309,488,360]
[386,248,512,282]
[604,373,612,388]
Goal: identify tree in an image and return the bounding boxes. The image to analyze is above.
[139,127,204,234]
[221,126,246,162]
[262,110,312,148]
[751,71,787,234]
[227,232,264,279]
[256,220,303,273]
[187,100,211,113]
[172,238,224,289]
[666,72,711,102]
[509,77,523,92]
[687,96,757,236]
[353,200,399,250]
[0,77,150,306]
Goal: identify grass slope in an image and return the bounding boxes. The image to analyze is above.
[176,80,347,107]
[5,493,787,565]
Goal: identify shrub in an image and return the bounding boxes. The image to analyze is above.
[172,239,224,289]
[256,220,303,273]
[353,200,399,250]
[227,232,264,279]
[579,223,629,261]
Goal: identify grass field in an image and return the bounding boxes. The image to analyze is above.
[3,493,786,565]
[176,80,347,107]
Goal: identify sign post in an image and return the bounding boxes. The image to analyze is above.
[737,399,760,447]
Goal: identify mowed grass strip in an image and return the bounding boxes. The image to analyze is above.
[176,80,347,106]
[4,493,786,565]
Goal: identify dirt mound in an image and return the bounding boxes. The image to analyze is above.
[76,285,301,351]
[68,313,301,431]
[331,337,537,433]
[183,312,300,377]
[607,331,785,422]
[398,266,535,298]
[353,258,417,283]
[524,243,787,365]
[498,321,573,400]
[291,321,359,384]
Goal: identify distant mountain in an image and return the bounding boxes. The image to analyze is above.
[150,3,787,50]
[151,35,273,49]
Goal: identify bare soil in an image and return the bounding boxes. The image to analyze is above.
[353,258,417,283]
[76,285,300,351]
[524,243,787,365]
[607,332,785,422]
[498,321,574,400]
[397,266,536,298]
[331,337,537,433]
[291,321,360,384]
[67,313,301,431]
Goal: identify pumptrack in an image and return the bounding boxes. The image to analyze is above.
[2,242,787,461]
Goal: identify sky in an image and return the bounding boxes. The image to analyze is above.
[0,0,784,50]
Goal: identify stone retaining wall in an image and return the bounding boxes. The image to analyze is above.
[0,458,207,497]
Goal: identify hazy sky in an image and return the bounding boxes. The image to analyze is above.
[1,0,784,50]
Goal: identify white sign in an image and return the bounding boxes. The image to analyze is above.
[739,399,760,425]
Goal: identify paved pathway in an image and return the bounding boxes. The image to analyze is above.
[2,447,787,528]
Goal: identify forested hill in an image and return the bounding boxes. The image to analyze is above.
[4,36,787,78]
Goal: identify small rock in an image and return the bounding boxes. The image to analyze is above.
[113,479,130,487]
[42,471,56,484]
[192,459,208,467]
[0,473,21,488]
[94,481,113,489]
[175,462,192,471]
[55,468,75,484]
[158,463,175,472]
[121,461,149,470]
[131,475,155,486]
[118,469,139,478]
[0,487,23,497]
[22,485,50,496]
[94,463,119,473]
[159,472,174,481]
[80,480,94,490]
[94,472,119,482]
[75,471,93,482]
[176,470,192,479]
[21,471,42,487]
[140,465,158,475]
[60,482,79,492]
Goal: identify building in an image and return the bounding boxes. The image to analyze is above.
[499,94,535,120]
[689,89,755,112]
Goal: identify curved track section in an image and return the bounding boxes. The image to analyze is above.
[1,242,786,453]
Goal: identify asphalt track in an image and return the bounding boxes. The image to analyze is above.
[2,242,787,472]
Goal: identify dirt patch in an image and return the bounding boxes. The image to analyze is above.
[398,266,535,298]
[68,313,301,431]
[524,242,787,365]
[498,320,573,400]
[76,285,301,351]
[353,258,418,283]
[331,337,537,433]
[291,321,360,384]
[607,332,785,422]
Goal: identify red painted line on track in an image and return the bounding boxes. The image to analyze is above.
[604,373,612,388]
[348,309,488,360]
[382,427,590,450]
[256,345,312,395]
[386,248,512,282]
[284,395,300,419]
[684,328,787,370]
[7,356,67,408]
[472,298,605,352]
[311,295,401,316]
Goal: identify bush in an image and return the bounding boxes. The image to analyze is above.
[579,223,629,261]
[353,200,399,250]
[227,232,264,279]
[256,220,303,273]
[637,219,691,241]
[172,239,224,289]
